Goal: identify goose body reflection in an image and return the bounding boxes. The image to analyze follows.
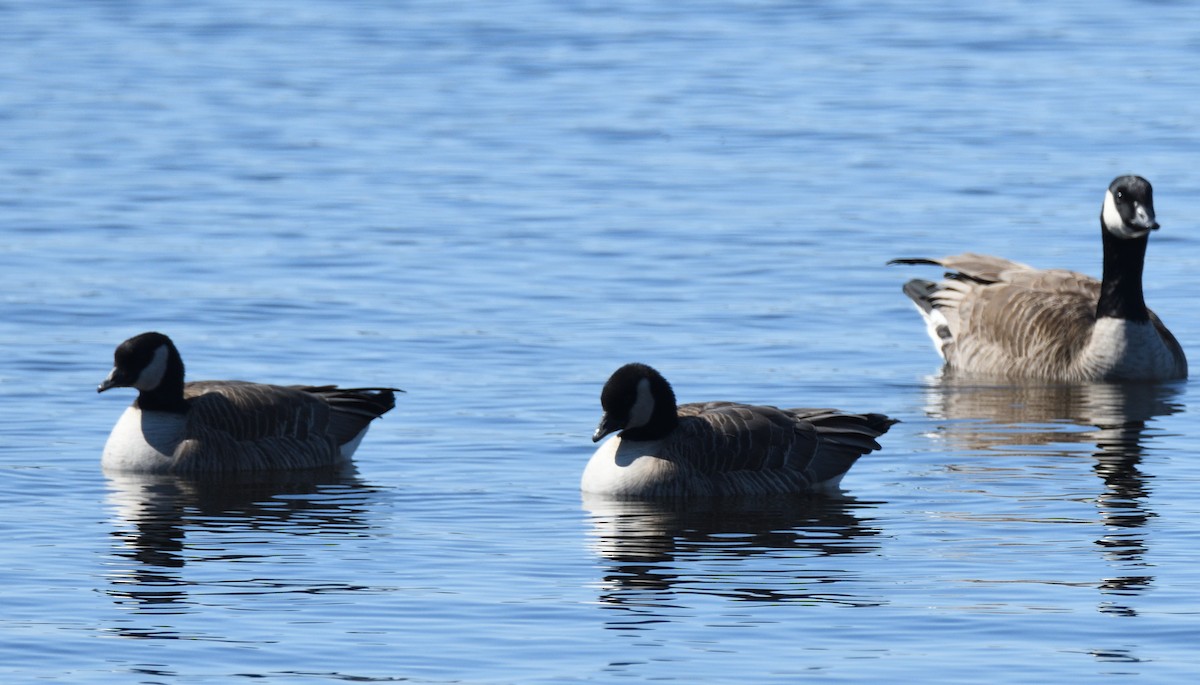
[920,374,1184,614]
[104,467,378,621]
[922,375,1182,452]
[582,494,884,611]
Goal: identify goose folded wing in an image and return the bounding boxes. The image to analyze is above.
[184,381,333,441]
[675,402,824,475]
[954,271,1098,368]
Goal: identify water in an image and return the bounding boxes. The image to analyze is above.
[3,1,1200,682]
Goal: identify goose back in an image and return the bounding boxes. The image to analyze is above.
[900,256,1099,377]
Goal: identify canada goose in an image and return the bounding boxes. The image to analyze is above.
[582,363,896,498]
[891,175,1186,382]
[97,332,398,473]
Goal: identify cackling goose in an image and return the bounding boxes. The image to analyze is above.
[98,332,398,473]
[582,363,896,498]
[891,175,1186,381]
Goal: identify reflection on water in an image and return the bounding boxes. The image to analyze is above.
[582,494,884,625]
[103,466,379,636]
[921,376,1184,616]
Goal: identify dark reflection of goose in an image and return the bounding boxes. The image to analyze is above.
[920,375,1184,616]
[103,465,377,634]
[581,493,884,622]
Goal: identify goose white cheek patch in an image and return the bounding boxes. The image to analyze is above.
[134,345,169,391]
[625,378,655,430]
[1103,190,1152,239]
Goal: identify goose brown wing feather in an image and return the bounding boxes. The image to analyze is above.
[948,268,1099,373]
[175,382,396,472]
[903,254,1103,374]
[665,402,894,496]
[288,385,397,443]
[892,253,1034,283]
[184,381,332,440]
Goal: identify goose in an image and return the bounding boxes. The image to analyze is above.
[97,331,398,473]
[891,175,1186,382]
[582,363,896,498]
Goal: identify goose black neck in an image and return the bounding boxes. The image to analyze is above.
[620,404,679,441]
[1096,222,1150,322]
[135,348,189,413]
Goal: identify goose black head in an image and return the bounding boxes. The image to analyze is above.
[592,363,679,443]
[1102,175,1158,239]
[98,331,182,394]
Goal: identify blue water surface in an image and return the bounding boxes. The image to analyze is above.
[3,1,1200,682]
